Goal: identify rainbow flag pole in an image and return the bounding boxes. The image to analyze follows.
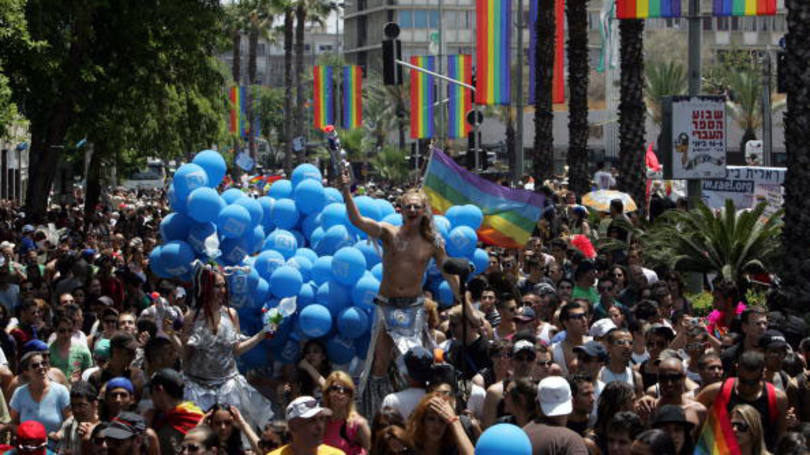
[313,65,334,130]
[410,56,436,139]
[712,0,776,16]
[446,55,472,139]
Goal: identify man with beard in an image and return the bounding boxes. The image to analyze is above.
[599,329,643,397]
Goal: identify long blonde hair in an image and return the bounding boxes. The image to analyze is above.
[732,404,771,455]
[323,371,358,418]
[399,189,438,246]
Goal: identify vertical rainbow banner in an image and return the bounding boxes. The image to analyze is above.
[615,0,682,18]
[313,66,334,131]
[342,66,363,130]
[475,0,511,105]
[228,86,242,135]
[529,0,565,104]
[410,56,435,139]
[712,0,775,16]
[447,55,472,139]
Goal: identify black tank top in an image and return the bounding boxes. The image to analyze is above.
[725,379,778,450]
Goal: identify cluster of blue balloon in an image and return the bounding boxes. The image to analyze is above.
[150,149,491,370]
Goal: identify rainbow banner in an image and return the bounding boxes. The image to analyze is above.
[410,56,435,139]
[475,0,511,105]
[694,380,741,455]
[616,0,682,18]
[313,66,334,131]
[228,86,244,135]
[712,0,775,16]
[342,65,363,130]
[529,0,565,104]
[447,55,472,139]
[423,148,546,248]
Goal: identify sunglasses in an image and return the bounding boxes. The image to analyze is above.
[536,360,554,367]
[404,204,423,210]
[513,355,536,363]
[567,313,587,321]
[28,361,48,370]
[613,339,632,346]
[327,385,352,395]
[598,286,613,292]
[731,421,749,433]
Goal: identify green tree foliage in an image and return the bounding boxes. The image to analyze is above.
[644,60,687,127]
[0,0,35,135]
[370,145,409,184]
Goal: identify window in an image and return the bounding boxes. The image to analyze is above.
[717,16,729,31]
[731,16,740,30]
[443,11,456,28]
[703,16,713,31]
[319,44,334,51]
[413,9,428,27]
[399,9,412,28]
[429,10,439,28]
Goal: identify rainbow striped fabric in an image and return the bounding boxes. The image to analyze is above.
[423,148,546,248]
[713,0,776,16]
[475,0,511,105]
[616,0,682,19]
[342,66,363,130]
[313,66,334,131]
[228,86,244,136]
[410,56,435,139]
[447,55,472,139]
[694,380,741,455]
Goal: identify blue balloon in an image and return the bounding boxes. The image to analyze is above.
[354,333,371,360]
[326,335,356,364]
[434,215,451,239]
[381,213,402,227]
[310,227,325,247]
[311,256,333,285]
[301,214,321,240]
[316,281,345,314]
[437,280,454,307]
[445,206,463,227]
[321,203,347,229]
[370,263,383,281]
[186,187,226,223]
[252,278,270,305]
[446,226,478,258]
[238,339,271,372]
[148,246,170,278]
[298,282,316,307]
[337,307,370,339]
[316,225,354,256]
[217,204,252,239]
[240,225,265,255]
[377,199,396,218]
[257,196,276,231]
[173,163,209,200]
[192,149,227,187]
[471,248,490,276]
[285,256,312,283]
[254,250,286,281]
[291,163,323,188]
[295,248,318,264]
[270,265,303,298]
[354,240,381,269]
[247,266,260,293]
[268,179,293,199]
[331,247,367,286]
[298,304,332,338]
[160,241,195,276]
[355,196,382,221]
[324,187,344,204]
[290,230,305,250]
[476,424,532,455]
[160,212,192,242]
[219,237,248,265]
[167,184,187,213]
[263,229,298,259]
[352,274,380,310]
[294,179,326,216]
[271,198,299,230]
[456,204,484,230]
[234,197,264,227]
[221,188,246,204]
[187,221,217,256]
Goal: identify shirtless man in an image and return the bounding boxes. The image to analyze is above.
[635,358,707,439]
[341,171,475,416]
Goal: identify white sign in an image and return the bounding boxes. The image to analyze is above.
[671,97,727,179]
[701,166,785,209]
[752,183,783,220]
[745,140,763,165]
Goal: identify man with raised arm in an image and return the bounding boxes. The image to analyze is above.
[340,170,476,417]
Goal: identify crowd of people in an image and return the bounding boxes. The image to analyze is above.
[0,173,806,455]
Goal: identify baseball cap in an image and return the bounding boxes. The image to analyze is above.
[573,341,608,362]
[174,287,187,299]
[22,225,35,234]
[533,282,557,297]
[589,318,617,338]
[513,306,537,323]
[95,296,114,307]
[17,420,47,455]
[652,405,694,430]
[537,376,573,417]
[22,339,49,355]
[110,332,139,351]
[105,412,147,440]
[759,330,788,350]
[149,368,185,397]
[648,323,676,340]
[94,339,111,360]
[404,346,434,385]
[106,377,134,395]
[513,340,537,359]
[0,241,15,250]
[285,396,333,421]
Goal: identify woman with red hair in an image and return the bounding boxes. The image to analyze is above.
[406,392,474,455]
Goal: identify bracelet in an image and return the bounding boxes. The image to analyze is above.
[449,416,460,424]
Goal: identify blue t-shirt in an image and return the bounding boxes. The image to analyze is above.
[9,382,70,448]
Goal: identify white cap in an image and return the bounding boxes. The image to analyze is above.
[537,376,572,417]
[590,318,617,338]
[285,396,332,421]
[0,241,15,250]
[174,287,187,299]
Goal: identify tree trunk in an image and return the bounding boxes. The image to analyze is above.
[232,30,242,83]
[84,143,102,220]
[295,3,306,141]
[25,102,72,221]
[532,0,555,185]
[617,19,647,218]
[248,28,258,161]
[780,0,810,305]
[506,107,516,178]
[566,0,590,196]
[283,9,294,173]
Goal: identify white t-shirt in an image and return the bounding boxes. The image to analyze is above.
[594,171,616,190]
[467,384,486,420]
[381,387,426,420]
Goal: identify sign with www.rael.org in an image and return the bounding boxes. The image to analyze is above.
[671,97,727,179]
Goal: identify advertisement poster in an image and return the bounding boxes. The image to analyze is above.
[701,166,785,210]
[671,97,727,179]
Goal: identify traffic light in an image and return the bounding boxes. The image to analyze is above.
[382,23,402,86]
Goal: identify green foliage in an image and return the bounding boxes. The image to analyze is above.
[371,145,409,184]
[0,0,36,135]
[644,60,687,126]
[687,288,768,317]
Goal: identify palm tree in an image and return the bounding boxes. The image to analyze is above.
[280,2,294,172]
[780,0,810,305]
[644,60,687,127]
[643,199,782,292]
[371,145,410,184]
[245,1,275,159]
[566,0,590,196]
[617,19,646,218]
[294,0,332,139]
[532,0,555,184]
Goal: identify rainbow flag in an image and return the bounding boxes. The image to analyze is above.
[447,55,472,139]
[475,0,511,105]
[342,65,363,130]
[423,149,546,248]
[712,0,775,16]
[616,0,682,18]
[228,86,244,135]
[529,0,565,104]
[410,56,435,139]
[313,66,334,131]
[694,380,741,455]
